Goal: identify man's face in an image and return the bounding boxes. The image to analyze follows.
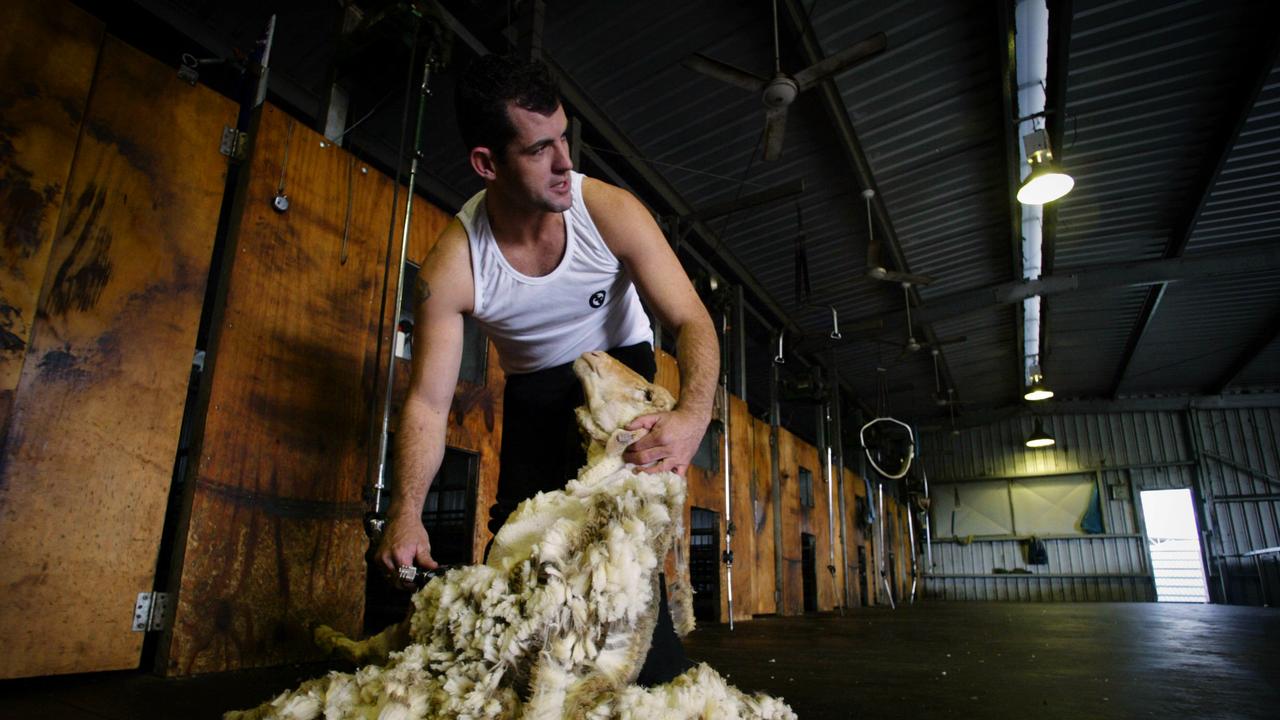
[491,102,574,213]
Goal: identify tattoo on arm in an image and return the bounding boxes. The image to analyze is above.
[414,276,432,306]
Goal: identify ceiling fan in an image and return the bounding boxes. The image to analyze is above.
[682,0,887,161]
[890,281,965,357]
[862,188,934,286]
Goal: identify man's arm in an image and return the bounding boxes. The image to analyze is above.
[375,220,473,582]
[582,177,719,475]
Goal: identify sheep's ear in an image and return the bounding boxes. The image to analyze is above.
[606,427,647,456]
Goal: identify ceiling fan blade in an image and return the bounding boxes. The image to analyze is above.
[792,32,888,92]
[682,53,766,92]
[932,335,967,347]
[763,106,788,161]
[878,269,935,286]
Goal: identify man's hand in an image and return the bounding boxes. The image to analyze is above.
[623,407,710,476]
[375,516,438,589]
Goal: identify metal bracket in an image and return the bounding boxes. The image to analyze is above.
[220,126,249,163]
[132,591,172,632]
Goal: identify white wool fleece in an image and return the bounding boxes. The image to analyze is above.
[225,359,795,720]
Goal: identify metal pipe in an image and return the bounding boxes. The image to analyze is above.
[372,41,435,523]
[831,362,849,611]
[907,494,917,604]
[822,400,837,609]
[878,481,895,609]
[720,310,734,630]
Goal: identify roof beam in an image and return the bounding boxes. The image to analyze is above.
[1210,311,1280,395]
[843,242,1280,332]
[1108,22,1280,397]
[778,0,958,396]
[920,391,1280,432]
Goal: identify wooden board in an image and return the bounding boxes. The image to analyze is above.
[0,0,101,448]
[726,394,756,622]
[777,428,802,615]
[0,32,233,678]
[160,106,396,675]
[749,415,777,615]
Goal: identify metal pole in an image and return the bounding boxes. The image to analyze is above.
[878,480,895,609]
[822,399,837,610]
[832,370,850,613]
[372,41,435,525]
[720,310,734,630]
[907,494,917,604]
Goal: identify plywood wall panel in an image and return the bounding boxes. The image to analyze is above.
[0,0,101,444]
[749,416,777,614]
[0,32,232,678]
[777,428,802,615]
[162,106,393,675]
[727,394,756,622]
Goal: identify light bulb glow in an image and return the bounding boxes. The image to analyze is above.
[1018,169,1075,205]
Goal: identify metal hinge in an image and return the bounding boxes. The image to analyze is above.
[220,126,249,162]
[132,591,172,632]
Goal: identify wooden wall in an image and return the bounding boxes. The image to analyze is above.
[0,1,101,443]
[158,100,509,675]
[0,5,234,679]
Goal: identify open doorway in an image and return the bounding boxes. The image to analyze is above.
[1139,488,1209,603]
[801,533,817,612]
[689,507,721,622]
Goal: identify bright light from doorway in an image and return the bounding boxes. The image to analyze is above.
[1139,489,1209,603]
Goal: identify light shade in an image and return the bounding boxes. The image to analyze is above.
[1024,378,1054,401]
[1017,159,1075,204]
[1025,419,1055,448]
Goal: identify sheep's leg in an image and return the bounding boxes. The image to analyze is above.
[314,617,411,666]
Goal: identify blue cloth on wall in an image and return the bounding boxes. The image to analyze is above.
[1081,483,1105,534]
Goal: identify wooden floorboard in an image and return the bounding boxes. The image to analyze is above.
[1,602,1276,719]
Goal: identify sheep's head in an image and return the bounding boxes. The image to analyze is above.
[573,351,675,456]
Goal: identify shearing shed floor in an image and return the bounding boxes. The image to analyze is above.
[1,602,1276,719]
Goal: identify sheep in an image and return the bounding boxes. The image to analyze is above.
[225,350,795,720]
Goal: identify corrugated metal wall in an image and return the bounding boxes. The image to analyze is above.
[919,407,1280,604]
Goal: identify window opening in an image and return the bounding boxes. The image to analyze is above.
[399,261,487,384]
[798,465,815,508]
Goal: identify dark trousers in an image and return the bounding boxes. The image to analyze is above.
[488,342,691,686]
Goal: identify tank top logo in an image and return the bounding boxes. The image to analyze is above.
[589,290,606,308]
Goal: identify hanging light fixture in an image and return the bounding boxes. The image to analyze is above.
[1024,368,1054,401]
[1025,418,1055,448]
[1017,128,1074,205]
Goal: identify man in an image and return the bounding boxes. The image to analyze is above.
[374,54,718,684]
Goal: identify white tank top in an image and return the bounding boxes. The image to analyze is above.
[458,171,654,374]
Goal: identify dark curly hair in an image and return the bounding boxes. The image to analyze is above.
[455,54,561,158]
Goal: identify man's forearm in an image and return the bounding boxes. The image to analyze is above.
[673,315,720,421]
[388,397,448,522]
